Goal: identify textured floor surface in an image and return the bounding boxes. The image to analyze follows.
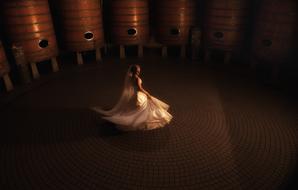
[0,57,298,190]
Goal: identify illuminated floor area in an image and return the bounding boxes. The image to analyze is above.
[0,58,297,190]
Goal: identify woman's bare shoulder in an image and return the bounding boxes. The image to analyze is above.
[137,76,142,83]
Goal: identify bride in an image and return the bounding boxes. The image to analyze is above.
[92,64,172,131]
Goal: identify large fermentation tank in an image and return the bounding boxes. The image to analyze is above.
[53,0,104,52]
[252,0,297,63]
[0,41,10,77]
[109,0,150,45]
[0,41,13,91]
[155,0,197,45]
[204,0,250,51]
[1,0,58,63]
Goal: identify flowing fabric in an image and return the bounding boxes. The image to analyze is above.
[91,65,173,131]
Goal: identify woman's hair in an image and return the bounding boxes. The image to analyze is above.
[129,64,140,76]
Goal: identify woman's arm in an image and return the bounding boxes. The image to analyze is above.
[137,77,152,99]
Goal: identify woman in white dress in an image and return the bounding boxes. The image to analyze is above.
[92,64,172,131]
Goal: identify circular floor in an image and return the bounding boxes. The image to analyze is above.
[0,59,297,190]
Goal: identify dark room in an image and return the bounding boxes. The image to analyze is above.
[0,0,298,189]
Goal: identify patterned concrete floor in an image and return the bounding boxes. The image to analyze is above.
[0,57,298,190]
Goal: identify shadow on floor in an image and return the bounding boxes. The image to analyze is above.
[0,107,171,152]
[282,158,298,190]
[0,107,125,145]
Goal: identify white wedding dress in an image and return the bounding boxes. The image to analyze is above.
[92,70,172,131]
